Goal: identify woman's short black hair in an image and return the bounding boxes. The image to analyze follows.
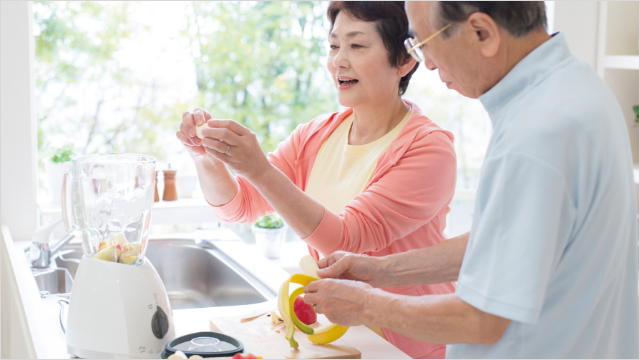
[327,1,419,96]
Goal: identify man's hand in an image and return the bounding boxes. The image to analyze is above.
[303,279,377,326]
[317,251,388,288]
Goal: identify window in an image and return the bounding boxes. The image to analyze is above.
[34,1,493,238]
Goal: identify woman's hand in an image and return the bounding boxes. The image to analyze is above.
[176,107,239,206]
[176,107,212,162]
[317,251,387,288]
[200,119,272,182]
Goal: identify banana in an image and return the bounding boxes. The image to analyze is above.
[278,277,298,348]
[307,323,350,345]
[195,123,209,139]
[299,255,320,278]
[278,271,350,347]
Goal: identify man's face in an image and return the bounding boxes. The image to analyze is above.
[406,2,484,99]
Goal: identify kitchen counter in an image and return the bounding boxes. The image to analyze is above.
[6,231,410,359]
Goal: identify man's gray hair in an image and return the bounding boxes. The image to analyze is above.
[434,2,547,38]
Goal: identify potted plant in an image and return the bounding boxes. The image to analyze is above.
[251,213,285,259]
[45,144,76,204]
[633,105,638,125]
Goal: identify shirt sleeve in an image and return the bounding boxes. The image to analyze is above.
[456,151,576,324]
[302,130,457,255]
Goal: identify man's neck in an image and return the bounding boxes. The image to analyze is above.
[484,28,552,94]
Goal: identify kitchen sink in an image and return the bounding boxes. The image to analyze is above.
[32,267,73,297]
[34,238,276,309]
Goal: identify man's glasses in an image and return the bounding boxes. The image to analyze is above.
[404,23,452,62]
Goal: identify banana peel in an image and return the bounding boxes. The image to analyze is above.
[278,272,349,347]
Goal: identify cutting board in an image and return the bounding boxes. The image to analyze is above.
[210,313,361,359]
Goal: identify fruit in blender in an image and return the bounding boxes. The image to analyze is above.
[106,233,128,247]
[293,296,317,325]
[93,245,122,262]
[98,241,108,252]
[118,242,141,264]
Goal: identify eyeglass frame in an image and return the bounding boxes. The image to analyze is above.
[404,23,452,62]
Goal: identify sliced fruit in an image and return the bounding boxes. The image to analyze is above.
[270,310,284,325]
[293,295,317,325]
[118,255,138,265]
[277,270,349,347]
[232,353,262,359]
[195,123,209,139]
[299,255,320,279]
[168,350,187,359]
[121,242,140,256]
[106,233,128,247]
[93,245,122,262]
[288,288,314,334]
[98,241,108,252]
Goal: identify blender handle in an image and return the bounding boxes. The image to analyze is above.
[61,170,77,233]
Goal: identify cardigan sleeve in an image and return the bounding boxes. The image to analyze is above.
[210,122,307,224]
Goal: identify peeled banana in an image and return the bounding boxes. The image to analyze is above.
[278,271,350,347]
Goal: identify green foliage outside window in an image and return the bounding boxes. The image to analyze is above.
[33,1,336,184]
[185,2,337,151]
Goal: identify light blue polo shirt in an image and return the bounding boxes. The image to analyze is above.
[446,32,639,358]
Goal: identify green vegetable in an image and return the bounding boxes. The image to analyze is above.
[254,213,284,229]
[49,143,76,163]
[633,105,638,124]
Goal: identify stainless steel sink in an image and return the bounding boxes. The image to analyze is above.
[32,267,73,297]
[35,238,276,309]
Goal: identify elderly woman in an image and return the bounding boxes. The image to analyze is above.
[176,2,455,358]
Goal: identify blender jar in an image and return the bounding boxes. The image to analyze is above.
[62,153,156,265]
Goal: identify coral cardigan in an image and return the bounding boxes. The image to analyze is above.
[212,100,457,358]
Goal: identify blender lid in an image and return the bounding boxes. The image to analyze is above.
[162,331,244,358]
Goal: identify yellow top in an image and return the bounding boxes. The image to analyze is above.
[305,111,410,214]
[305,111,410,339]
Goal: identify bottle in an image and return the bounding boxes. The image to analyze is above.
[162,166,178,201]
[154,170,160,202]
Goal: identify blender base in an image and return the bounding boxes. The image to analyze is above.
[66,257,174,359]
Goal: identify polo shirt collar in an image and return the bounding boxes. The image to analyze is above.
[479,31,571,124]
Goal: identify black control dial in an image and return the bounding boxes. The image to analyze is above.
[151,306,169,339]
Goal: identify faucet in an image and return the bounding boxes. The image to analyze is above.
[29,216,75,268]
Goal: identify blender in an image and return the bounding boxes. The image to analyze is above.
[62,153,175,359]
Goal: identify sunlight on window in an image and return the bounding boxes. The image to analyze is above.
[34,1,494,236]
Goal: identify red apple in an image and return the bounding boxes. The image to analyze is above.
[293,295,317,325]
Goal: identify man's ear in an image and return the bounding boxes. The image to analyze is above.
[466,12,501,58]
[398,55,418,78]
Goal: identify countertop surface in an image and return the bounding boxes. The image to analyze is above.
[16,235,410,359]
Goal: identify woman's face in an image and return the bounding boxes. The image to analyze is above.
[327,12,404,109]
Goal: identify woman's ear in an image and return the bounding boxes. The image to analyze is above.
[398,55,418,78]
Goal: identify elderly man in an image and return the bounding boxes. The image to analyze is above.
[303,2,639,358]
